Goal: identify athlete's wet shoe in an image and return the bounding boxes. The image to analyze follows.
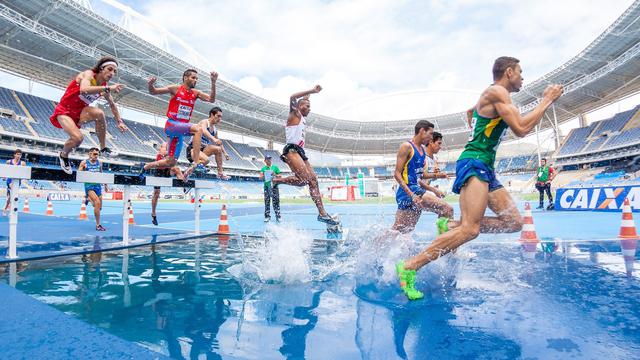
[96,224,106,231]
[194,164,208,175]
[59,152,72,174]
[100,147,119,158]
[152,215,158,226]
[396,261,424,300]
[317,214,340,226]
[436,217,450,235]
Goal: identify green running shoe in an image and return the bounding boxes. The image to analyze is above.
[396,261,424,300]
[436,217,450,235]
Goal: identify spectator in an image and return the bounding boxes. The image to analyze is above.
[260,155,281,222]
[535,158,555,210]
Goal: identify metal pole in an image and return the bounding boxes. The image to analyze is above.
[8,180,18,259]
[194,188,201,235]
[122,185,130,245]
[535,124,542,166]
[552,104,560,149]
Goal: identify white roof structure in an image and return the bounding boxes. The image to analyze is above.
[1,0,640,154]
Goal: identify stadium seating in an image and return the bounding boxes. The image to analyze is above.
[0,115,32,136]
[0,87,27,117]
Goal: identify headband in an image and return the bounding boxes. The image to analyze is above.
[100,61,118,69]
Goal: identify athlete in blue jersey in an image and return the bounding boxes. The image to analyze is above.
[3,149,26,216]
[78,147,108,231]
[391,120,439,233]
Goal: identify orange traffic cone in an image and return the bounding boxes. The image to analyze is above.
[46,200,54,216]
[520,202,539,258]
[79,198,88,220]
[618,198,638,276]
[520,202,540,243]
[217,204,230,234]
[128,200,135,225]
[22,198,29,213]
[618,198,638,239]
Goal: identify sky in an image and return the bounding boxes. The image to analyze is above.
[0,0,638,162]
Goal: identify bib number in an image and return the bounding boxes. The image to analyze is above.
[177,104,192,120]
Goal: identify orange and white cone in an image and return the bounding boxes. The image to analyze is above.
[79,198,88,220]
[128,200,135,225]
[22,198,29,213]
[618,198,638,275]
[46,200,54,216]
[217,204,230,234]
[520,202,539,258]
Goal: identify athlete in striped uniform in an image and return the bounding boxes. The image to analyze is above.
[3,149,26,216]
[78,147,108,231]
[274,85,339,226]
[140,69,218,179]
[397,56,563,300]
[186,106,231,180]
[51,57,128,174]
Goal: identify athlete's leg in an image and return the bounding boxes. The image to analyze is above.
[480,188,523,233]
[78,106,107,150]
[420,193,454,219]
[275,153,309,187]
[188,124,203,167]
[391,209,421,234]
[87,190,102,226]
[302,160,329,217]
[144,156,178,170]
[403,177,489,271]
[58,115,84,157]
[204,145,225,175]
[151,188,160,217]
[170,166,185,181]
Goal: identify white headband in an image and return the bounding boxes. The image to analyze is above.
[101,61,118,69]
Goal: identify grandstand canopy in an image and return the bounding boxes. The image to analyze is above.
[1,0,640,154]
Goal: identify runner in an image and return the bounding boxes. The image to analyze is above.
[78,147,108,231]
[185,106,231,180]
[3,149,26,216]
[51,57,128,174]
[151,142,184,226]
[140,69,218,179]
[396,56,563,300]
[273,85,339,226]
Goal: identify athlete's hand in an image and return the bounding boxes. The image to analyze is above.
[210,71,219,82]
[412,194,422,206]
[109,83,125,93]
[148,77,157,86]
[224,154,230,161]
[542,84,563,103]
[437,172,447,179]
[117,122,128,132]
[214,139,222,146]
[312,84,322,93]
[435,189,445,198]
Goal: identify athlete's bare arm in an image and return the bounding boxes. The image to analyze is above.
[104,92,128,132]
[195,71,218,103]
[78,70,123,94]
[147,77,180,96]
[200,119,219,144]
[289,85,322,104]
[480,84,563,137]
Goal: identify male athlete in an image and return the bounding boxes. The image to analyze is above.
[78,148,108,231]
[274,85,339,226]
[535,158,556,210]
[397,56,563,300]
[51,57,128,174]
[140,69,218,178]
[391,129,455,234]
[3,149,26,216]
[151,142,184,226]
[186,106,231,180]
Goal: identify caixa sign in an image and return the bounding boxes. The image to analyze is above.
[555,186,640,211]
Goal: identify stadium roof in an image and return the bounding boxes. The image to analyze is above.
[1,0,640,154]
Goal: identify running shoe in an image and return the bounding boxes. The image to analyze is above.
[396,261,424,300]
[100,147,119,158]
[59,152,72,174]
[96,224,106,231]
[317,214,340,226]
[264,217,270,222]
[152,215,158,226]
[436,217,449,235]
[194,164,208,175]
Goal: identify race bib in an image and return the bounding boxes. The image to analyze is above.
[176,104,192,120]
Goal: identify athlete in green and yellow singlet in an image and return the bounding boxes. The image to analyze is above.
[396,56,564,300]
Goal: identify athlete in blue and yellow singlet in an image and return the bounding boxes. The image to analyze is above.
[79,147,107,231]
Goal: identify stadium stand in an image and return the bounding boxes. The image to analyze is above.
[0,116,31,136]
[0,87,27,117]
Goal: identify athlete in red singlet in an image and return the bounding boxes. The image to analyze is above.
[140,69,218,179]
[51,56,128,174]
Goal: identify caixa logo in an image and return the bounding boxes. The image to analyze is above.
[556,186,640,211]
